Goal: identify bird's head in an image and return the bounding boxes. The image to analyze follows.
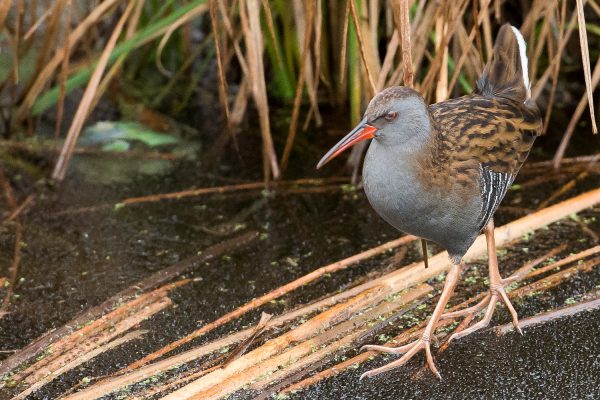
[317,86,430,169]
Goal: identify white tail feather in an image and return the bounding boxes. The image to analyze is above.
[510,26,531,99]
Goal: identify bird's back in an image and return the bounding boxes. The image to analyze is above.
[427,24,542,233]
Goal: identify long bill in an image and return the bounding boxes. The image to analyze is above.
[316,117,377,169]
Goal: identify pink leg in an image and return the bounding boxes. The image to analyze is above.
[360,261,463,380]
[448,219,523,342]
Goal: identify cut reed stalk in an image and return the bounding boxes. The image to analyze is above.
[135,188,600,399]
[496,296,600,335]
[124,234,416,370]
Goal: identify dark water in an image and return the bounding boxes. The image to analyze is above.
[0,123,599,399]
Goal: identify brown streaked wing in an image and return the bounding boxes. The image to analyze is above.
[428,94,542,176]
[427,94,542,230]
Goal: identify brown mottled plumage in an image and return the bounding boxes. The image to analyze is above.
[317,24,542,380]
[425,93,542,229]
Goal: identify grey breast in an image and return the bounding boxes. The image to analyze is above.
[362,140,481,260]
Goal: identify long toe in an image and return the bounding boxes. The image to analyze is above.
[361,341,416,355]
[360,337,442,380]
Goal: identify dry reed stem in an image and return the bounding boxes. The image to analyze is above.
[377,31,399,90]
[425,1,471,98]
[54,0,72,140]
[64,285,408,399]
[293,0,321,128]
[30,0,64,83]
[16,0,122,121]
[13,330,148,400]
[525,245,600,280]
[241,0,280,181]
[60,282,398,400]
[51,0,137,180]
[21,189,600,399]
[0,168,22,316]
[231,76,249,125]
[209,0,235,148]
[130,365,221,399]
[161,285,426,399]
[519,172,571,189]
[553,56,600,169]
[526,154,600,169]
[118,177,348,204]
[9,281,187,385]
[53,178,351,216]
[125,234,416,370]
[537,170,590,209]
[216,0,249,77]
[398,0,414,87]
[280,318,456,396]
[434,15,448,101]
[543,0,568,135]
[509,256,600,300]
[406,0,437,81]
[283,244,579,393]
[348,0,377,95]
[529,2,555,84]
[222,312,273,366]
[532,3,578,101]
[0,232,254,378]
[155,3,209,76]
[447,0,491,93]
[10,295,173,398]
[280,0,315,173]
[23,6,52,40]
[338,1,351,87]
[496,296,600,335]
[150,188,600,399]
[88,0,144,118]
[248,285,432,393]
[1,193,33,225]
[575,0,598,134]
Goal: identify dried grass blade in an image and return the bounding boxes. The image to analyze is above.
[280,0,316,173]
[54,0,72,140]
[123,234,415,371]
[553,56,600,169]
[240,0,280,181]
[155,2,209,77]
[23,6,52,40]
[338,1,351,86]
[348,0,376,95]
[51,0,137,181]
[16,0,121,121]
[575,0,598,133]
[14,330,149,400]
[222,312,272,366]
[210,0,235,147]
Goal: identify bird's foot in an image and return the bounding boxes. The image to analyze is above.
[442,277,522,342]
[359,330,441,380]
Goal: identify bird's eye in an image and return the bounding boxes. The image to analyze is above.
[384,111,397,121]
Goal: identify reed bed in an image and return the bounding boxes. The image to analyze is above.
[0,0,598,181]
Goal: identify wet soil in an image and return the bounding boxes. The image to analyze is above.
[0,122,599,399]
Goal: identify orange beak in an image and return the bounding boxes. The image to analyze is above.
[316,118,377,169]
